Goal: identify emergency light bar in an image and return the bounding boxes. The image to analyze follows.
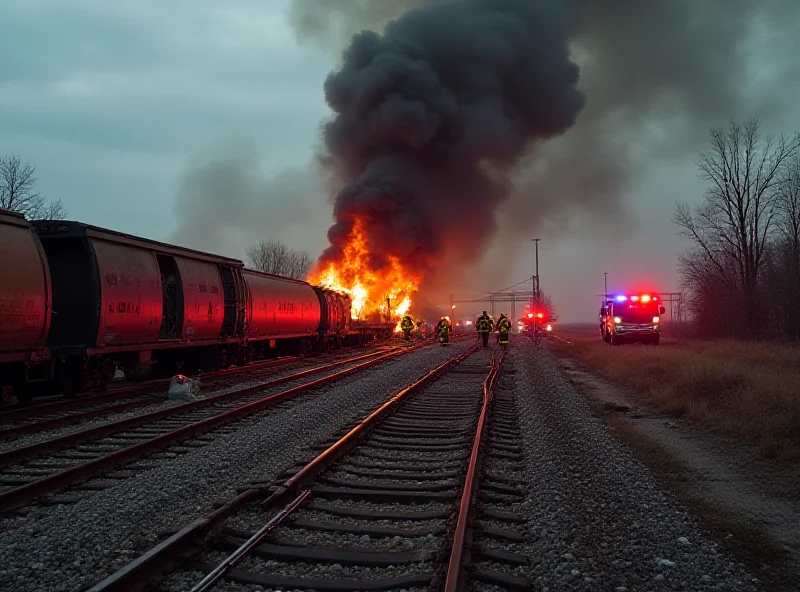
[612,293,659,303]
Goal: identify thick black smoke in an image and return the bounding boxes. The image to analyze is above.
[313,0,585,279]
[294,0,800,295]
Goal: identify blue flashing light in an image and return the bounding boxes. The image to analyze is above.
[615,295,628,302]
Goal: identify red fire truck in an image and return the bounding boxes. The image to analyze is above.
[600,293,666,345]
[517,309,555,338]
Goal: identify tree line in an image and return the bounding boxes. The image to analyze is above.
[675,119,800,340]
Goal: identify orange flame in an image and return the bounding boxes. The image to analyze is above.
[309,219,419,325]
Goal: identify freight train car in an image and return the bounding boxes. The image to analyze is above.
[0,211,53,402]
[312,286,352,349]
[0,212,394,403]
[32,219,249,395]
[242,269,323,359]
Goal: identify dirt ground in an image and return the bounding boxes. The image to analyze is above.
[551,350,800,590]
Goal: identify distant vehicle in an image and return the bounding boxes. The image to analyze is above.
[600,294,666,346]
[517,310,556,338]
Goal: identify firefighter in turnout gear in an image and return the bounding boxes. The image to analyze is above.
[437,316,452,345]
[495,313,508,344]
[400,315,414,340]
[476,311,493,348]
[497,314,512,349]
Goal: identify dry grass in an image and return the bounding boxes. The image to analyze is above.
[550,325,800,465]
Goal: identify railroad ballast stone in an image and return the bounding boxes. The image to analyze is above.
[512,338,757,591]
[0,354,373,453]
[0,342,470,592]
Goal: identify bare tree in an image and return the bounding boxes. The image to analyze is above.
[776,156,800,275]
[0,154,67,219]
[674,119,800,336]
[772,155,800,338]
[247,239,312,280]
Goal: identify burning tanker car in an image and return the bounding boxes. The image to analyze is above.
[0,210,394,403]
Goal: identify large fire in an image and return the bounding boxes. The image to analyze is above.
[309,219,419,327]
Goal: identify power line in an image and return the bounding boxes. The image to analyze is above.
[492,277,534,294]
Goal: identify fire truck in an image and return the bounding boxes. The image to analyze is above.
[517,310,555,337]
[600,293,666,345]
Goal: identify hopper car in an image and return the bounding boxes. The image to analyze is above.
[0,211,392,403]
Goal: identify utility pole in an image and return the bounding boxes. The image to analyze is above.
[604,272,608,300]
[531,238,540,335]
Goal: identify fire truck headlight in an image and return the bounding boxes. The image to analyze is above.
[613,317,622,324]
[652,317,659,323]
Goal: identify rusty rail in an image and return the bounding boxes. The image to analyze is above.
[0,348,401,469]
[85,343,479,592]
[0,348,395,443]
[0,355,303,423]
[443,349,506,592]
[0,348,413,513]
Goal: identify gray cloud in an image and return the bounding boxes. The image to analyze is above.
[0,0,331,241]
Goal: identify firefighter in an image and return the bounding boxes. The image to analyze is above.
[497,314,512,349]
[495,313,508,344]
[437,316,451,345]
[400,315,414,340]
[476,311,493,348]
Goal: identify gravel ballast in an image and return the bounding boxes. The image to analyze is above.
[512,339,758,591]
[0,341,470,592]
[0,352,386,452]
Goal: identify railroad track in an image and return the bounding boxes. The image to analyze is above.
[84,344,531,591]
[0,343,406,434]
[0,344,426,513]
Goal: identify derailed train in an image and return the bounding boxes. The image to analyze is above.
[0,210,392,402]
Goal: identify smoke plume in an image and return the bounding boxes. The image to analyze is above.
[171,139,330,261]
[293,0,800,297]
[311,0,586,284]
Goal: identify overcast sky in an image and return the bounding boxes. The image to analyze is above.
[2,0,798,322]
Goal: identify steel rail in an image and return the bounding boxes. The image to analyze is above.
[443,349,506,592]
[0,355,303,423]
[190,490,311,592]
[0,347,399,441]
[85,343,479,592]
[190,343,480,592]
[0,341,404,422]
[0,347,413,513]
[0,348,401,469]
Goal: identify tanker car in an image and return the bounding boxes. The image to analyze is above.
[0,211,391,403]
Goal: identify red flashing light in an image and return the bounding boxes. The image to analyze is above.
[537,313,543,319]
[527,313,533,318]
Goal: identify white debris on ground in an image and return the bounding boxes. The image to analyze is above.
[167,374,201,400]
